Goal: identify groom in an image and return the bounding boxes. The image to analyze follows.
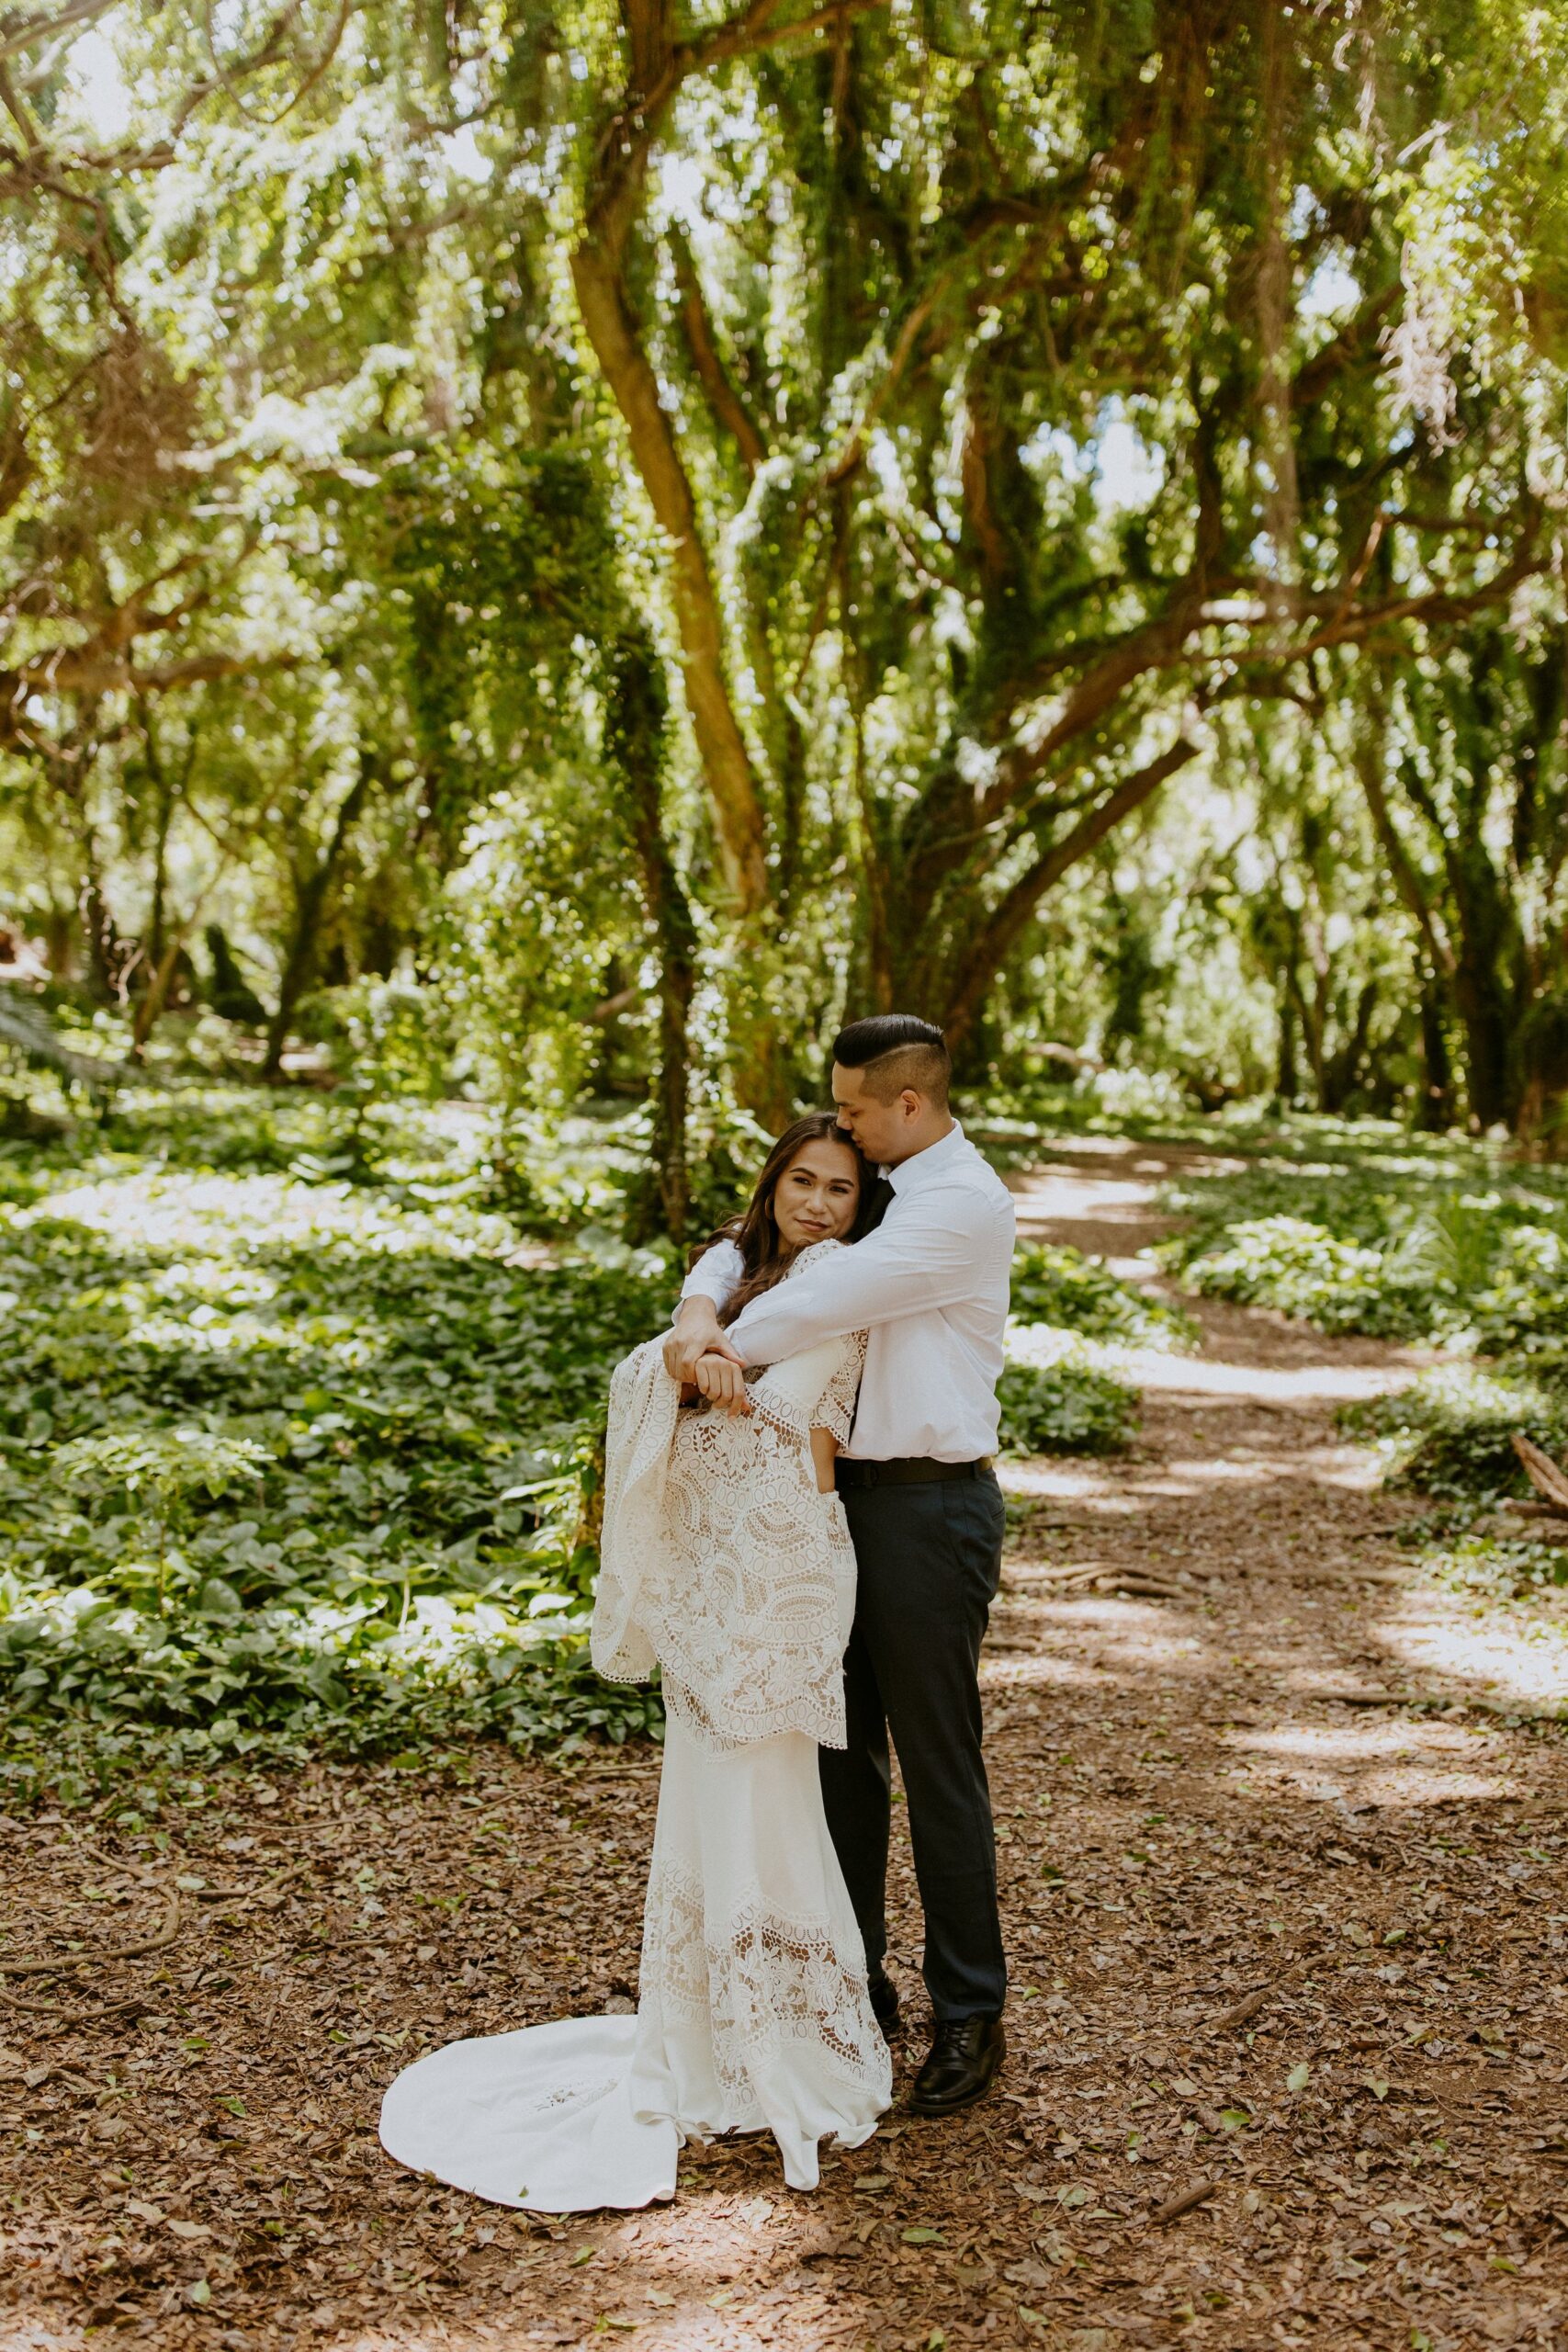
[666,1014,1015,2114]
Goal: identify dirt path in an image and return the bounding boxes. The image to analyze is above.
[6,1151,1568,2352]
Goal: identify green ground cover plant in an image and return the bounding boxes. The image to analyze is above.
[996,1356,1139,1457]
[1,1093,1160,1804]
[0,1102,674,1805]
[1345,1363,1568,1501]
[1010,1241,1197,1351]
[1158,1120,1568,1510]
[996,1238,1201,1456]
[1161,1125,1568,1349]
[1408,1524,1568,1602]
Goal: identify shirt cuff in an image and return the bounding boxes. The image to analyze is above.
[678,1238,741,1306]
[673,1279,728,1322]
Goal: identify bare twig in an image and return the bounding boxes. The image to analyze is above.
[1205,1936,1323,2033]
[1098,1573,1187,1600]
[1209,1984,1271,2031]
[0,1888,181,1975]
[0,1986,153,2019]
[1513,1434,1568,1518]
[102,1889,182,1959]
[1148,2177,1220,2225]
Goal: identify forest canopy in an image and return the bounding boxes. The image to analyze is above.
[5,0,1568,1199]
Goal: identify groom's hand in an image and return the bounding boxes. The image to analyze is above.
[663,1297,741,1385]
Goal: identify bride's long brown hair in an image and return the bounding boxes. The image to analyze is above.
[694,1113,878,1328]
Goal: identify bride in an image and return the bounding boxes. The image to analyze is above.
[379,1113,893,2210]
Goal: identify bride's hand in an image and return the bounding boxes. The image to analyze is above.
[694,1350,752,1417]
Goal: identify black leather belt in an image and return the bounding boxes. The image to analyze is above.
[834,1455,993,1491]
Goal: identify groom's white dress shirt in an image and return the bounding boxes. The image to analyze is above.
[679,1121,1015,1462]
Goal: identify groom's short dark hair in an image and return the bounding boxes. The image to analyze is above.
[832,1014,951,1108]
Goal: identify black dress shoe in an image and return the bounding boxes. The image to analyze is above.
[867,1971,902,2040]
[908,2017,1005,2115]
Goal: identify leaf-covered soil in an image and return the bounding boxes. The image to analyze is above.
[6,1144,1568,2352]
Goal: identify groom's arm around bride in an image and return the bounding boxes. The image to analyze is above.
[669,1014,1017,2118]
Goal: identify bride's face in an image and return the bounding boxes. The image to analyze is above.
[772,1137,862,1250]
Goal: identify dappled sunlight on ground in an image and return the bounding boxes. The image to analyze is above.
[1372,1600,1568,1718]
[1125,1349,1419,1408]
[6,1150,1568,2351]
[1220,1723,1525,1812]
[17,1169,514,1261]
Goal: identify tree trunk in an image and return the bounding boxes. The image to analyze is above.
[1276,990,1298,1102]
[1416,966,1453,1130]
[1323,978,1378,1112]
[1285,959,1326,1107]
[1515,989,1568,1155]
[1448,919,1517,1130]
[1355,722,1454,978]
[138,697,177,978]
[606,634,695,1242]
[263,760,377,1082]
[79,864,122,1004]
[570,251,767,921]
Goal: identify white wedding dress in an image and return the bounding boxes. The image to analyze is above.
[379,1242,891,2209]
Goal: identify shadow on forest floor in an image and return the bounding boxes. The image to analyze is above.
[3,1155,1567,2352]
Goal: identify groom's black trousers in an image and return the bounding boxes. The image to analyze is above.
[820,1473,1008,2021]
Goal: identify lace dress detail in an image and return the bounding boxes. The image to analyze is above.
[637,1862,886,2105]
[593,1242,866,1754]
[809,1326,864,1448]
[380,1246,889,2211]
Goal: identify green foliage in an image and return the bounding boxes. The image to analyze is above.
[0,993,118,1099]
[1181,1203,1568,1347]
[1175,1215,1406,1333]
[9,0,1568,1159]
[1010,1243,1196,1351]
[996,1356,1138,1459]
[1413,1529,1568,1602]
[310,979,456,1113]
[1345,1366,1568,1502]
[1164,1131,1568,1347]
[1170,1128,1568,1509]
[0,1109,678,1801]
[56,1427,274,1510]
[384,455,622,814]
[998,1244,1158,1455]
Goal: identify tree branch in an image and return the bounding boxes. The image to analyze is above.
[0,649,288,731]
[670,226,766,475]
[570,239,768,911]
[0,0,118,64]
[572,0,887,914]
[942,735,1201,1049]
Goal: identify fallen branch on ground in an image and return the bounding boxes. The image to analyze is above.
[0,1890,181,1975]
[1513,1433,1568,1517]
[1148,2177,1220,2225]
[1209,1984,1271,2030]
[1204,1937,1324,2032]
[0,1987,155,2020]
[1017,1562,1107,1586]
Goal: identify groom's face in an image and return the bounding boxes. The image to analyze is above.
[831,1062,916,1166]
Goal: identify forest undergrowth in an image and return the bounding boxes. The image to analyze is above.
[0,1086,1198,1809]
[4,1123,1568,2352]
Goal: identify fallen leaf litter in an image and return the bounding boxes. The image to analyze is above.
[3,1156,1567,2350]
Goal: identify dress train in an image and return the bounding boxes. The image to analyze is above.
[379,1717,888,2208]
